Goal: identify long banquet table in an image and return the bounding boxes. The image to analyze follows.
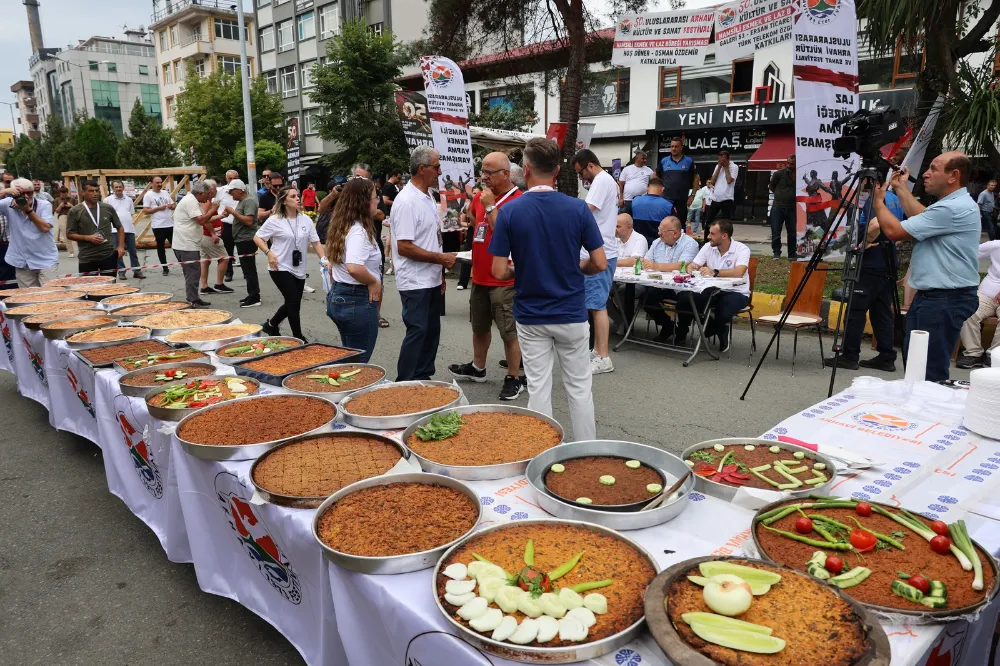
[3,302,1000,666]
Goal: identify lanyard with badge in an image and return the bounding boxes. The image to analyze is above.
[474,186,518,243]
[83,202,105,240]
[286,216,302,267]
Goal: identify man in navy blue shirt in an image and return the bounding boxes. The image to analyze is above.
[490,138,606,441]
[657,137,700,223]
[630,177,675,247]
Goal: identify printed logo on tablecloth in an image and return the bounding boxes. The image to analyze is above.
[23,337,46,387]
[215,471,302,605]
[59,352,95,418]
[804,0,841,24]
[113,395,163,498]
[404,631,495,665]
[0,311,12,363]
[616,648,643,665]
[851,412,918,433]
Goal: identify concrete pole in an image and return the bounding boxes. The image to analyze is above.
[23,0,45,54]
[236,0,256,189]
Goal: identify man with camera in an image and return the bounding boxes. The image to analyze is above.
[0,178,57,287]
[873,152,981,381]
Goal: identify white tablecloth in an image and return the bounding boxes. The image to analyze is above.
[613,268,746,293]
[0,305,15,375]
[44,339,100,442]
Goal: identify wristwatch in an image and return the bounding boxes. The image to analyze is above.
[713,269,720,277]
[484,205,497,215]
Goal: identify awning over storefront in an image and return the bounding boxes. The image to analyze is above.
[469,127,542,150]
[748,130,794,171]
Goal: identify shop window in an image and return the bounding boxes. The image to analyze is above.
[730,59,754,103]
[580,70,629,116]
[481,85,534,112]
[659,68,680,108]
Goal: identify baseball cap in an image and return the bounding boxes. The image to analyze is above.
[229,179,247,191]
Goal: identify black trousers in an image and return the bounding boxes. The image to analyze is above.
[235,240,260,300]
[667,197,688,225]
[704,199,735,239]
[78,253,118,277]
[677,289,750,337]
[457,229,473,288]
[268,270,305,338]
[153,227,173,266]
[842,271,896,361]
[221,223,235,276]
[633,219,659,248]
[397,286,442,381]
[0,244,15,288]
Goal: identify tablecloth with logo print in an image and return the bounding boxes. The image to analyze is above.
[44,339,100,443]
[8,317,50,408]
[0,304,15,375]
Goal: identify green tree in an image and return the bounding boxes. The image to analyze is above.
[72,117,118,170]
[234,139,286,177]
[173,65,284,177]
[5,134,39,179]
[311,19,409,176]
[469,103,539,132]
[118,98,179,169]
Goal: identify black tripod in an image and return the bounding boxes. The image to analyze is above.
[741,159,904,400]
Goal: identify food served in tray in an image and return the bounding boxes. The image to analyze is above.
[317,482,477,557]
[4,289,87,305]
[77,339,173,366]
[66,326,148,344]
[43,275,115,287]
[252,435,402,500]
[405,410,561,467]
[753,497,994,613]
[237,344,357,375]
[85,285,139,297]
[0,286,64,300]
[135,309,231,329]
[686,443,828,490]
[25,311,100,326]
[120,364,216,387]
[165,323,260,343]
[6,300,99,317]
[284,364,384,393]
[112,302,191,317]
[115,347,209,370]
[42,315,117,330]
[176,395,335,446]
[343,385,458,417]
[218,337,302,358]
[544,456,663,506]
[148,376,257,410]
[100,292,169,308]
[437,523,655,647]
[663,559,871,664]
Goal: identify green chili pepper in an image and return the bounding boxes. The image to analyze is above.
[762,525,853,550]
[548,551,585,580]
[524,539,535,566]
[567,579,613,593]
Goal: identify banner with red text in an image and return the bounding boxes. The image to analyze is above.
[714,0,797,63]
[611,8,714,68]
[419,56,475,202]
[394,90,434,151]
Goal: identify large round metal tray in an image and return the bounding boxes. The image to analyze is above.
[249,430,411,508]
[215,336,305,366]
[112,347,210,374]
[3,301,99,321]
[280,362,387,401]
[22,307,101,330]
[526,440,694,531]
[43,275,116,287]
[117,361,219,397]
[41,314,119,340]
[64,325,152,350]
[165,324,260,351]
[138,309,234,335]
[338,380,465,430]
[174,393,338,461]
[101,292,173,311]
[0,286,65,301]
[431,518,660,663]
[84,286,140,300]
[682,438,838,501]
[399,404,564,481]
[2,290,87,306]
[644,555,890,666]
[145,374,260,422]
[313,472,481,575]
[750,497,1000,621]
[113,302,192,322]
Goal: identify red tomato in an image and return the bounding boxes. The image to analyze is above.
[855,502,873,517]
[188,400,207,408]
[328,371,340,379]
[908,575,930,594]
[825,555,845,575]
[794,517,814,534]
[200,380,218,387]
[930,535,952,554]
[165,369,176,377]
[930,520,949,536]
[849,528,877,552]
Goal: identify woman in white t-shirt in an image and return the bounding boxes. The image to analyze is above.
[253,186,328,341]
[324,178,383,362]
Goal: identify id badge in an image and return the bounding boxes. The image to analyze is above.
[473,222,487,243]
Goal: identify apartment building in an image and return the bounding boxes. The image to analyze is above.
[149,0,257,128]
[10,81,41,139]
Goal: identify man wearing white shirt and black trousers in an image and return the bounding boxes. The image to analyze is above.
[391,146,457,381]
[104,180,145,279]
[702,150,739,241]
[617,151,654,214]
[143,176,175,275]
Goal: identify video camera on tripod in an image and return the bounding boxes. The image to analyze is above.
[831,106,905,162]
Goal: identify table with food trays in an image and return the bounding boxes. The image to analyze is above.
[2,281,1000,666]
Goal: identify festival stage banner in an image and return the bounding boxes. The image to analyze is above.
[393,90,433,151]
[792,0,859,260]
[419,56,475,203]
[611,8,714,68]
[714,0,797,63]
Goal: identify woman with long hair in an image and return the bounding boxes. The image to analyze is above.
[253,186,328,341]
[325,178,383,362]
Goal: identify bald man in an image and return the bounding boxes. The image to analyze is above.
[874,151,981,381]
[607,213,649,334]
[449,152,526,400]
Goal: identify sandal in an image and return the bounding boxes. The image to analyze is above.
[379,318,390,328]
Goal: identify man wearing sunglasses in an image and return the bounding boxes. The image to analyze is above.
[257,172,284,223]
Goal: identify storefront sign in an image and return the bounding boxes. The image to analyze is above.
[611,9,714,67]
[679,128,768,156]
[715,0,797,63]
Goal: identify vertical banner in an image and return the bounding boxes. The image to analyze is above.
[286,116,301,188]
[714,0,797,63]
[575,123,596,151]
[611,9,714,67]
[394,90,434,151]
[545,122,569,149]
[899,95,945,190]
[793,0,859,260]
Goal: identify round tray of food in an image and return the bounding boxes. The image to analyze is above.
[118,361,219,397]
[312,472,480,575]
[215,336,304,365]
[74,339,174,369]
[750,496,999,620]
[525,440,694,531]
[3,289,87,307]
[281,363,387,401]
[112,301,191,321]
[65,325,151,350]
[83,284,140,299]
[165,323,260,351]
[644,556,890,666]
[145,374,259,421]
[133,308,233,334]
[0,286,65,301]
[174,393,338,461]
[41,314,119,340]
[682,439,837,501]
[43,275,116,287]
[113,347,210,373]
[4,300,99,321]
[231,342,363,384]
[338,380,465,430]
[432,518,658,663]
[100,291,173,311]
[249,431,411,508]
[22,308,100,330]
[399,405,563,481]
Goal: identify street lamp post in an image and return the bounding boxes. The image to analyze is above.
[0,101,19,141]
[234,2,256,188]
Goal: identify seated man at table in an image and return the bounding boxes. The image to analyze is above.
[677,219,751,352]
[630,178,674,247]
[608,213,649,334]
[641,216,699,339]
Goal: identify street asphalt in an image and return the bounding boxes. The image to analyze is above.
[0,247,973,664]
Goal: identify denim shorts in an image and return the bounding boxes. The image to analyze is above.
[583,257,617,310]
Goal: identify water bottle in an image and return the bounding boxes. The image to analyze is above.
[634,258,642,276]
[680,260,687,275]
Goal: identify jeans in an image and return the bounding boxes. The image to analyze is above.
[397,286,442,381]
[842,271,896,361]
[173,249,202,303]
[904,287,979,382]
[327,282,380,363]
[983,211,997,241]
[687,207,702,234]
[268,270,305,339]
[235,240,260,300]
[516,321,596,441]
[222,223,235,276]
[769,204,797,258]
[117,232,140,273]
[153,227,173,267]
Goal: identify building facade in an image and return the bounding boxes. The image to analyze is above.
[149,0,258,128]
[10,80,41,139]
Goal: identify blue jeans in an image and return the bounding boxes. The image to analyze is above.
[769,204,796,258]
[904,287,979,382]
[397,285,443,381]
[326,282,380,363]
[117,232,140,273]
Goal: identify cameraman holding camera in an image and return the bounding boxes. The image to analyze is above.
[0,178,57,288]
[874,151,981,381]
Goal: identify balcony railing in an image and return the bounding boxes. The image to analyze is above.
[179,33,210,48]
[79,41,155,58]
[151,0,237,25]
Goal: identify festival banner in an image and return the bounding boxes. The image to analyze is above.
[611,8,714,68]
[419,56,475,217]
[286,116,301,188]
[899,95,945,190]
[393,90,433,151]
[714,0,797,63]
[575,123,596,151]
[545,122,569,149]
[792,0,859,260]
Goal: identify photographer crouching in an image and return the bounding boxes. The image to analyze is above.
[873,152,981,381]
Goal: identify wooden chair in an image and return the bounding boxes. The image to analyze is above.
[731,256,758,359]
[753,261,827,374]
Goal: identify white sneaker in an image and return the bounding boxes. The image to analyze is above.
[304,284,316,293]
[590,355,614,374]
[456,285,466,290]
[589,349,597,360]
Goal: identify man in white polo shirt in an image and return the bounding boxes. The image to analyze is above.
[678,219,751,352]
[702,150,739,241]
[104,180,145,279]
[617,151,654,214]
[214,169,240,281]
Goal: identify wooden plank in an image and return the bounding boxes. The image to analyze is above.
[98,175,109,199]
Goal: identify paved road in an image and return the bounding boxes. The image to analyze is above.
[0,250,972,664]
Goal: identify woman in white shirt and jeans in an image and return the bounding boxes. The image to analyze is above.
[325,178,383,362]
[254,186,328,341]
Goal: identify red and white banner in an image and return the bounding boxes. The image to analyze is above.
[419,56,475,200]
[611,8,714,68]
[899,95,945,190]
[714,0,797,63]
